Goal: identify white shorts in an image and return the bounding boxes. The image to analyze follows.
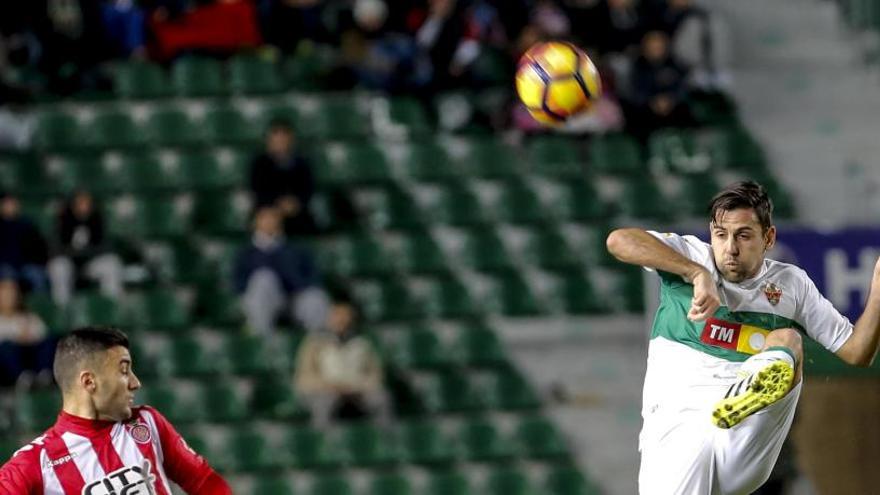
[638,339,802,495]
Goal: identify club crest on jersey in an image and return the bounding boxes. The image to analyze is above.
[128,422,152,444]
[81,459,155,495]
[763,282,783,306]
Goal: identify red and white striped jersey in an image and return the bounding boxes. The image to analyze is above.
[0,406,231,495]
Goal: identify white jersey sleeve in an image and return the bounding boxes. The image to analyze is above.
[794,267,854,353]
[646,231,717,279]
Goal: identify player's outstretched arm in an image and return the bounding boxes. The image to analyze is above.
[835,257,880,367]
[606,228,720,321]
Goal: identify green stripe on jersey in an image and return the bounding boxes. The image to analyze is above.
[652,271,804,362]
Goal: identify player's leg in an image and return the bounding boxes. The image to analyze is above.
[713,380,802,494]
[712,328,801,429]
[639,410,717,494]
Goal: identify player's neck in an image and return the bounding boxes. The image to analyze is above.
[62,397,101,421]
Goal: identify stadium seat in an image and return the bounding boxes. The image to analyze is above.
[192,191,251,237]
[552,180,606,221]
[552,271,609,315]
[514,416,569,459]
[35,110,81,150]
[138,384,202,423]
[26,293,65,335]
[452,322,507,368]
[356,185,426,230]
[105,195,193,239]
[589,133,644,175]
[48,152,126,195]
[310,474,354,495]
[286,427,343,469]
[394,324,453,370]
[253,476,296,495]
[222,334,274,375]
[399,419,456,466]
[180,147,250,190]
[167,336,221,376]
[313,142,395,186]
[521,226,580,270]
[397,230,449,274]
[545,465,601,495]
[171,57,226,97]
[490,271,544,316]
[485,467,536,495]
[327,233,396,278]
[115,151,185,192]
[69,291,124,328]
[226,427,285,472]
[113,61,171,99]
[282,47,336,90]
[421,275,478,318]
[294,95,371,140]
[429,183,491,225]
[400,140,462,182]
[251,374,308,421]
[353,279,426,322]
[125,289,191,331]
[201,381,249,422]
[196,283,242,328]
[676,174,722,217]
[486,367,541,411]
[495,179,548,224]
[616,177,673,221]
[84,108,146,149]
[528,135,583,177]
[460,136,524,178]
[0,153,55,197]
[368,472,413,495]
[19,198,58,236]
[16,389,61,431]
[461,229,515,272]
[458,417,516,462]
[228,53,284,94]
[146,107,204,147]
[426,471,473,495]
[203,105,263,146]
[340,422,400,467]
[424,370,485,413]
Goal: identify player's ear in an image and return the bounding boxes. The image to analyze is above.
[764,226,776,251]
[79,370,97,393]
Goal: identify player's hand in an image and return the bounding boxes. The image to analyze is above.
[688,268,720,322]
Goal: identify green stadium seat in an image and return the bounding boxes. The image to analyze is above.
[353,279,425,322]
[16,389,61,431]
[282,47,336,90]
[453,322,507,368]
[203,105,263,146]
[113,151,184,192]
[294,96,371,140]
[485,467,536,495]
[314,142,394,186]
[616,177,673,221]
[688,91,738,126]
[0,437,21,463]
[196,283,242,327]
[228,53,284,94]
[286,427,343,469]
[0,153,56,197]
[514,416,568,459]
[426,471,473,495]
[127,336,159,379]
[421,275,478,318]
[326,233,395,278]
[399,419,456,466]
[397,230,449,274]
[461,229,515,272]
[192,191,251,237]
[425,370,485,413]
[167,336,221,377]
[552,180,606,221]
[251,374,308,420]
[106,195,193,239]
[357,185,426,230]
[147,238,207,284]
[400,140,462,182]
[385,96,430,135]
[459,418,516,462]
[340,422,400,467]
[179,147,250,190]
[69,291,123,328]
[113,61,171,99]
[35,110,81,150]
[394,325,453,369]
[226,427,285,472]
[703,125,768,173]
[46,152,120,195]
[491,271,544,316]
[676,174,721,217]
[589,133,644,175]
[545,465,601,495]
[224,334,274,375]
[171,57,226,97]
[368,473,413,495]
[138,384,202,423]
[521,226,580,270]
[201,381,248,422]
[495,179,548,224]
[124,289,191,331]
[253,476,295,495]
[84,108,146,149]
[528,135,583,177]
[460,136,524,178]
[486,367,541,411]
[310,474,354,495]
[147,107,204,147]
[429,183,491,225]
[552,271,609,315]
[19,199,59,240]
[26,293,66,335]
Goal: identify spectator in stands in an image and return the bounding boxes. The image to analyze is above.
[0,192,49,292]
[294,285,390,429]
[233,206,328,334]
[100,0,148,59]
[47,190,124,307]
[577,0,643,55]
[148,0,262,60]
[249,117,318,237]
[623,30,692,140]
[0,276,54,388]
[260,0,329,54]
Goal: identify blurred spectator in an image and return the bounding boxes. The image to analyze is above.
[0,192,49,292]
[623,30,692,140]
[260,0,328,53]
[294,285,390,429]
[0,277,54,388]
[47,191,123,307]
[578,0,642,55]
[100,0,147,59]
[149,0,261,60]
[641,0,704,39]
[249,117,318,237]
[233,206,328,334]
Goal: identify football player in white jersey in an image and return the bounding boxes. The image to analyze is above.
[606,181,880,494]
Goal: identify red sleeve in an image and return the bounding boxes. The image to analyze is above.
[0,443,43,495]
[144,407,231,495]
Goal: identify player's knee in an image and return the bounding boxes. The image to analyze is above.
[766,327,802,359]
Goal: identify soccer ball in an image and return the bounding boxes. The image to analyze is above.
[515,42,602,125]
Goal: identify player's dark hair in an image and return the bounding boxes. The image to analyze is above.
[708,181,774,232]
[53,326,130,392]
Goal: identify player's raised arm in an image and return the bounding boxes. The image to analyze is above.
[835,257,880,367]
[606,228,720,321]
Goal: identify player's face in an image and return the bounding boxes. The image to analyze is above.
[710,208,775,283]
[92,346,141,422]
